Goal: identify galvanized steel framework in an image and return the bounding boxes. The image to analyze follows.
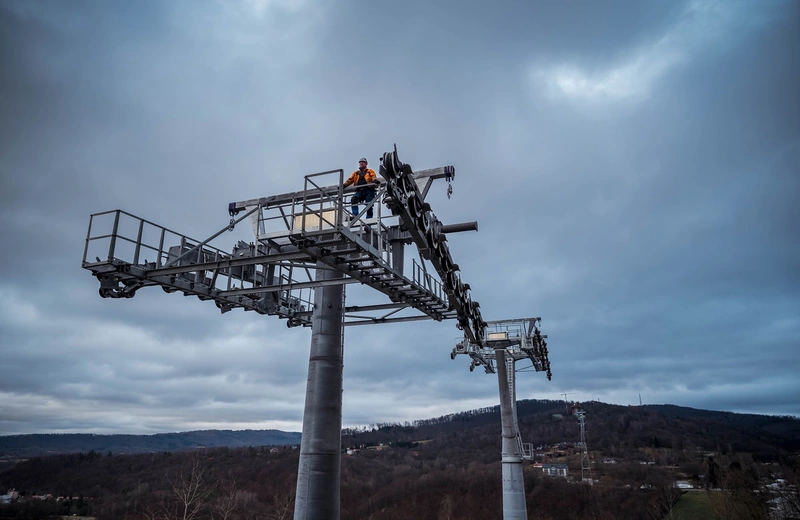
[451,318,551,520]
[578,411,593,484]
[81,147,552,519]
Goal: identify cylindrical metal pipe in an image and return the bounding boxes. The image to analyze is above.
[495,349,527,520]
[294,264,345,520]
[441,221,478,234]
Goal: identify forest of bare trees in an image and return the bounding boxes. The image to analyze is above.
[1,400,797,519]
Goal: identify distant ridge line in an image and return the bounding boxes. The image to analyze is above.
[0,429,302,458]
[2,400,796,458]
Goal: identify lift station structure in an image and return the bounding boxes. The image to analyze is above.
[451,318,551,518]
[81,146,551,520]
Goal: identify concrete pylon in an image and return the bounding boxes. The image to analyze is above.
[495,348,527,520]
[294,264,345,520]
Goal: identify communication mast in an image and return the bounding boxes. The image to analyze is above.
[81,146,551,520]
[451,318,551,520]
[576,409,592,484]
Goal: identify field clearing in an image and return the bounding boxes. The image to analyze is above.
[668,491,719,520]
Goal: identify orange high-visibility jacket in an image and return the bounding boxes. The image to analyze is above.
[343,168,378,187]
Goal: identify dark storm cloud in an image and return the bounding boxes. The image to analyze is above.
[0,0,797,434]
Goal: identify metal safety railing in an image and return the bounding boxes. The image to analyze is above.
[521,442,534,460]
[411,259,447,304]
[82,209,231,275]
[251,170,398,270]
[81,208,315,321]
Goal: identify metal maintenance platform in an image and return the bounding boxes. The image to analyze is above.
[82,162,474,330]
[451,318,551,378]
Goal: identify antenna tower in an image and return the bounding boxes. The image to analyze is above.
[577,410,592,484]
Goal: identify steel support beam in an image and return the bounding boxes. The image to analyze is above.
[294,263,345,520]
[343,314,446,327]
[229,167,449,211]
[221,276,358,297]
[145,250,309,277]
[495,349,527,520]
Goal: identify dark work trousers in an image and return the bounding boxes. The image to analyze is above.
[351,187,377,218]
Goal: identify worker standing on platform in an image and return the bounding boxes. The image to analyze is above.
[343,157,379,219]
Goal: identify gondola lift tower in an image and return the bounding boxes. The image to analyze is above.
[81,146,552,520]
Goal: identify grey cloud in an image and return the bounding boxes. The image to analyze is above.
[0,0,798,435]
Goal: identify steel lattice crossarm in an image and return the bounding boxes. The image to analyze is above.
[81,149,483,329]
[450,318,552,379]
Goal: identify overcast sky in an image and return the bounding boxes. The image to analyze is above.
[1,0,798,436]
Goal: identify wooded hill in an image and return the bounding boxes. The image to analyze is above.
[2,400,797,459]
[0,429,301,458]
[0,400,797,519]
